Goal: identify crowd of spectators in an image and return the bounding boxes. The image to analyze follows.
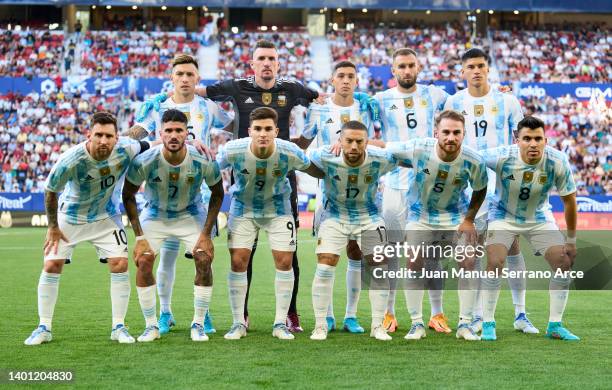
[217,32,312,81]
[0,29,65,78]
[78,31,200,78]
[493,24,611,83]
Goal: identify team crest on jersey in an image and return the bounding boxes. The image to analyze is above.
[273,169,282,177]
[420,99,428,107]
[169,172,180,181]
[522,172,533,183]
[99,167,111,176]
[256,167,266,175]
[262,93,272,105]
[539,175,547,184]
[364,175,373,184]
[340,113,350,124]
[348,175,358,184]
[437,170,449,180]
[278,95,287,107]
[474,105,484,116]
[403,97,414,109]
[490,105,499,114]
[195,112,204,122]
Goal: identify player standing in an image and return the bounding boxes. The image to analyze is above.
[24,112,151,345]
[122,109,224,342]
[217,107,324,340]
[374,48,451,333]
[387,110,488,341]
[445,48,538,334]
[294,60,374,333]
[128,54,232,335]
[480,116,579,341]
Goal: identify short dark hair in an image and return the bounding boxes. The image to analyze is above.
[333,60,356,73]
[341,120,368,133]
[461,48,490,64]
[435,110,465,129]
[161,109,188,125]
[516,116,545,136]
[172,54,198,69]
[392,48,418,62]
[254,40,276,51]
[91,111,117,132]
[249,107,278,125]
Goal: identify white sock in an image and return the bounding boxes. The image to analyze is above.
[481,277,501,323]
[110,272,130,328]
[136,285,157,328]
[345,258,361,319]
[385,253,399,315]
[404,274,425,324]
[228,271,247,325]
[38,271,60,330]
[274,269,294,325]
[157,240,179,314]
[312,264,335,328]
[507,253,527,316]
[428,289,443,317]
[472,257,484,318]
[327,300,334,318]
[549,276,571,323]
[193,285,213,325]
[458,276,477,324]
[368,263,390,328]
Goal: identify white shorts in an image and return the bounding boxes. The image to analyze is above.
[316,218,387,257]
[312,186,324,235]
[228,215,297,252]
[141,214,204,255]
[404,221,473,262]
[44,214,128,262]
[486,220,565,256]
[382,187,409,242]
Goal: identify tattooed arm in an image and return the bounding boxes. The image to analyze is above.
[43,191,68,256]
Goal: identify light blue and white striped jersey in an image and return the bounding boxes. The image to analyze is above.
[135,95,232,145]
[309,145,398,225]
[216,138,310,218]
[302,97,374,148]
[375,84,448,190]
[387,138,488,227]
[126,144,221,221]
[482,145,576,224]
[445,88,524,213]
[46,137,142,224]
[135,94,231,207]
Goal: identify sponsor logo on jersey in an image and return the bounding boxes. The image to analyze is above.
[389,104,398,110]
[522,171,533,183]
[152,176,162,183]
[262,93,272,105]
[325,118,334,124]
[241,169,250,174]
[505,174,515,181]
[278,95,287,107]
[84,174,95,181]
[474,105,484,116]
[461,110,468,116]
[423,168,431,175]
[333,175,341,181]
[244,97,254,104]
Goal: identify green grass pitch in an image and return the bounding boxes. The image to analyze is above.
[1,228,611,389]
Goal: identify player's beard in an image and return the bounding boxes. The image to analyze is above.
[397,77,416,90]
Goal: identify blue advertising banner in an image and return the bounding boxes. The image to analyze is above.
[549,195,612,213]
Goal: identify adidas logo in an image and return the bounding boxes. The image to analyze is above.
[152,177,162,183]
[325,118,334,124]
[84,174,95,181]
[333,175,341,181]
[423,168,430,175]
[505,174,515,181]
[241,169,250,174]
[244,97,254,104]
[289,240,296,245]
[389,104,398,110]
[461,110,468,116]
